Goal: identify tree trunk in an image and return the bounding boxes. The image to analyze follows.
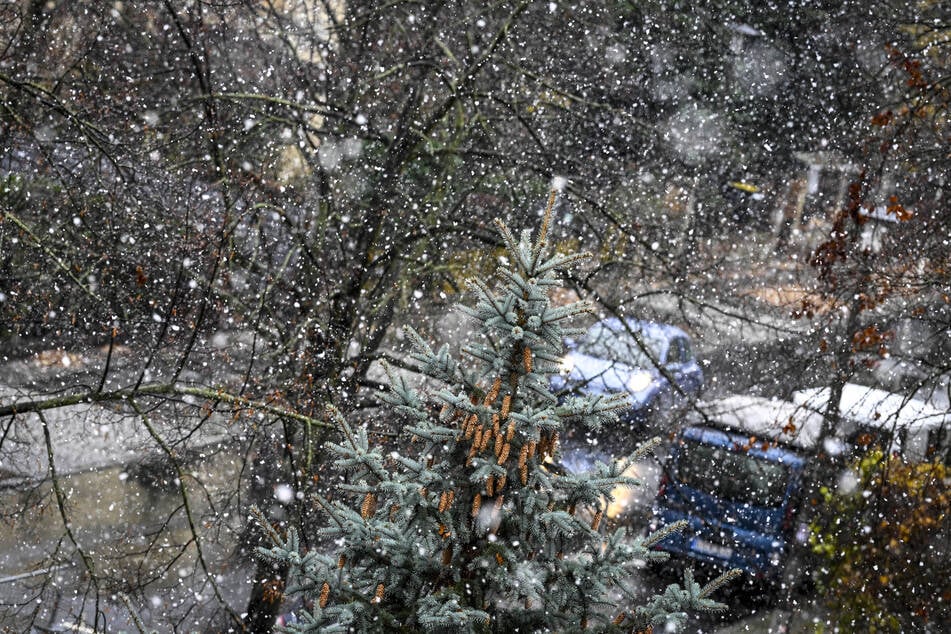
[242,558,288,633]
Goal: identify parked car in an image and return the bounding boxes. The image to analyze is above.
[791,382,951,464]
[649,395,820,589]
[550,318,704,436]
[650,387,951,591]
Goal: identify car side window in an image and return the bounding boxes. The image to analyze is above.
[669,338,690,365]
[681,338,695,362]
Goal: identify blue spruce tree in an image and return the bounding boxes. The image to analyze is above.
[256,190,738,632]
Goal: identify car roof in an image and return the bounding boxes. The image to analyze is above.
[595,317,690,342]
[791,383,951,432]
[681,424,808,467]
[691,394,825,450]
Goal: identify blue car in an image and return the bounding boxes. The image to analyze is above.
[650,395,822,588]
[550,318,704,430]
[652,425,808,584]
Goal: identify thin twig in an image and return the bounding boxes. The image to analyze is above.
[130,398,244,629]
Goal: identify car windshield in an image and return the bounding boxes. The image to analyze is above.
[675,438,791,508]
[575,323,664,367]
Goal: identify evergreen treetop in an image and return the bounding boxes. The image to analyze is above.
[256,189,738,632]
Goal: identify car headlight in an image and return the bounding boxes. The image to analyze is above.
[559,355,575,374]
[627,372,653,393]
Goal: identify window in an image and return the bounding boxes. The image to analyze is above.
[681,338,695,362]
[576,323,663,367]
[668,338,692,365]
[676,439,792,508]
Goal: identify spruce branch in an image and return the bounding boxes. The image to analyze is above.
[699,568,744,600]
[326,404,359,451]
[313,494,347,529]
[533,250,593,276]
[533,188,558,263]
[642,519,689,550]
[492,218,522,270]
[628,436,663,463]
[250,505,283,545]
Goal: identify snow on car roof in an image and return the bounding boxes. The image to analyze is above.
[598,317,689,341]
[791,383,951,432]
[693,394,825,450]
